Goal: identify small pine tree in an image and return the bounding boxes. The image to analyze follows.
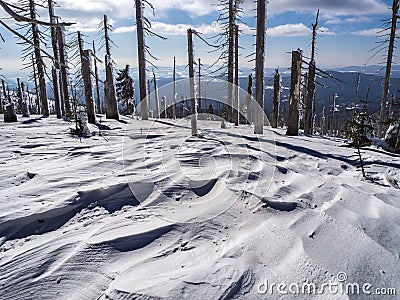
[116,64,135,115]
[348,87,374,146]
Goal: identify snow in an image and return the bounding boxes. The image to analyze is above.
[0,115,400,299]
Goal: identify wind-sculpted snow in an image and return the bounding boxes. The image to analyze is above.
[0,116,400,299]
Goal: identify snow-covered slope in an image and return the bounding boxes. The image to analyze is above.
[0,116,399,299]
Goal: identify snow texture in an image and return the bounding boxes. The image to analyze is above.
[0,115,400,299]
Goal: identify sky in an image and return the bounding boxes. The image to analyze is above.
[0,0,398,80]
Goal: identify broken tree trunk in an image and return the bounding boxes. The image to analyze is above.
[187,28,198,136]
[4,103,17,123]
[378,0,399,138]
[272,68,280,128]
[81,49,96,124]
[254,0,266,134]
[135,0,148,120]
[20,81,30,117]
[286,50,302,136]
[29,0,49,116]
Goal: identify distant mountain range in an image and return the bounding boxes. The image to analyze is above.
[2,64,399,118]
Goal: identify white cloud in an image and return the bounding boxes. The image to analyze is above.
[351,28,383,36]
[267,23,311,37]
[114,21,222,35]
[267,0,388,16]
[114,21,254,36]
[325,16,372,25]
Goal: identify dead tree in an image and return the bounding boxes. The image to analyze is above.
[321,106,326,135]
[0,79,4,114]
[331,93,337,136]
[92,41,102,114]
[188,28,198,136]
[20,80,29,117]
[135,0,148,119]
[152,69,160,117]
[272,68,280,128]
[246,74,252,123]
[81,49,96,124]
[198,57,202,113]
[29,0,49,116]
[234,24,239,126]
[102,15,119,120]
[78,32,95,124]
[286,50,302,136]
[353,72,361,122]
[378,0,399,137]
[173,56,176,118]
[254,0,266,134]
[31,54,40,114]
[56,25,71,115]
[48,0,61,116]
[304,10,319,135]
[52,66,61,118]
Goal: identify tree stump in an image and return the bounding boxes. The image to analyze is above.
[4,104,17,123]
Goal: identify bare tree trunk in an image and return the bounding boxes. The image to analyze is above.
[234,24,239,126]
[331,93,336,136]
[29,0,48,116]
[378,0,399,137]
[254,0,266,134]
[20,81,30,117]
[389,93,395,120]
[52,67,61,118]
[31,54,40,114]
[353,72,360,122]
[17,78,22,112]
[173,56,176,119]
[1,79,7,113]
[103,15,119,120]
[147,78,152,116]
[153,70,159,118]
[321,106,326,135]
[57,26,71,115]
[93,41,102,114]
[82,49,96,124]
[246,74,252,124]
[286,50,302,136]
[304,10,319,135]
[4,103,17,122]
[48,0,61,117]
[227,0,234,123]
[272,68,280,128]
[198,58,202,113]
[188,28,198,136]
[135,0,148,120]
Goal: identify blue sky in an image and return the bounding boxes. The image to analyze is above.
[0,0,398,80]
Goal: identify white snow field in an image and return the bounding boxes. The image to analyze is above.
[0,115,400,299]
